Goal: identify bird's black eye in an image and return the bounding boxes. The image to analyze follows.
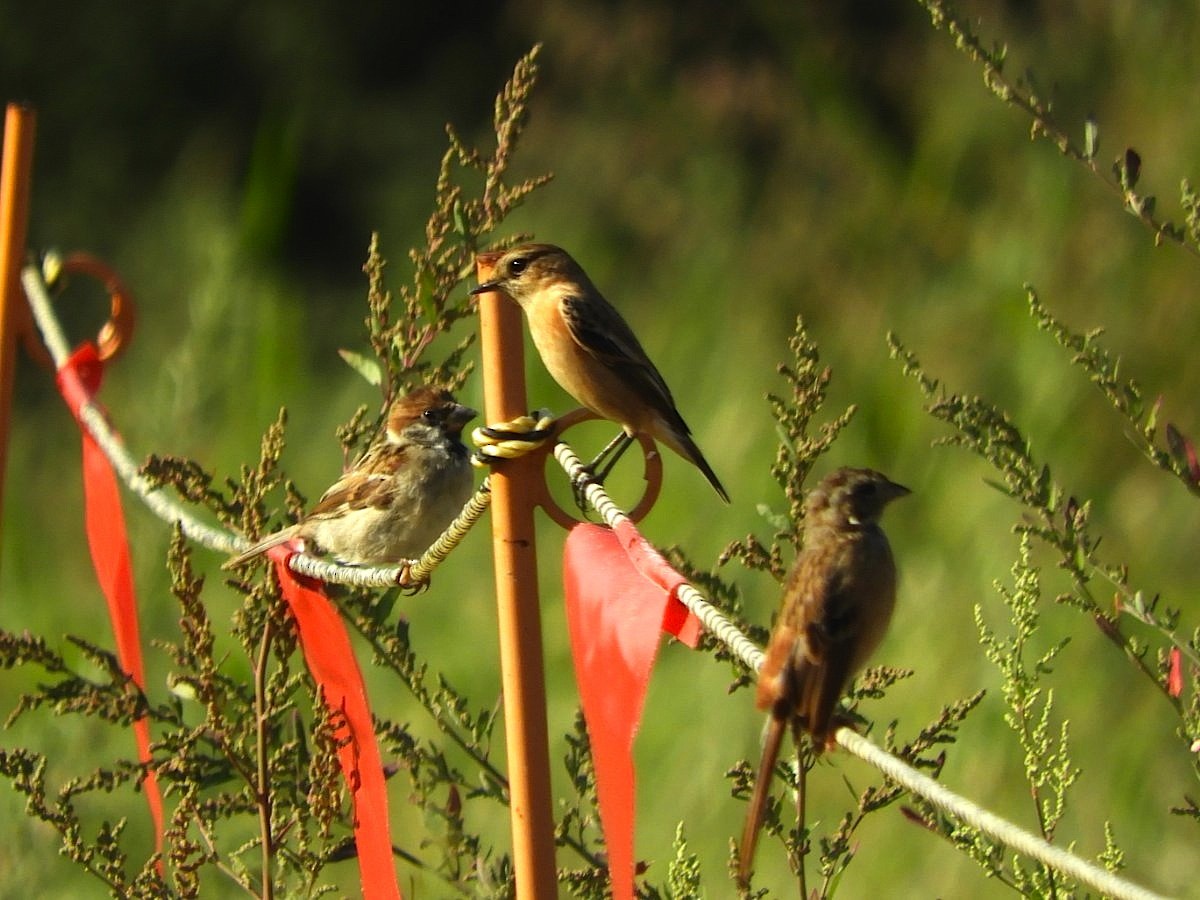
[422,409,438,422]
[508,257,528,276]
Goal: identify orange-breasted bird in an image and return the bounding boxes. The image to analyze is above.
[471,243,729,502]
[738,467,910,886]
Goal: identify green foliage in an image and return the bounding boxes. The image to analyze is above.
[1027,287,1200,498]
[344,44,552,455]
[1,46,560,897]
[919,0,1200,257]
[883,40,1200,867]
[970,536,1084,893]
[891,286,1200,875]
[720,316,857,581]
[665,823,702,898]
[5,2,1200,897]
[891,291,1199,745]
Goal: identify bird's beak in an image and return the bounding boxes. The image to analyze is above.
[448,403,477,431]
[472,250,507,296]
[882,480,912,504]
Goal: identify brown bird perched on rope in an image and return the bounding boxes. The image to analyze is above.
[471,243,728,502]
[738,467,910,887]
[224,386,475,570]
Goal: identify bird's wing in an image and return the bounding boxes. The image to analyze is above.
[222,523,302,568]
[307,445,406,517]
[793,554,864,744]
[560,292,678,409]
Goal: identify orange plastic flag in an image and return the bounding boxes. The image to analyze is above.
[1168,647,1183,698]
[563,521,702,900]
[56,342,165,860]
[269,546,402,900]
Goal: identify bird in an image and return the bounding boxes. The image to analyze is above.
[471,243,729,502]
[224,386,476,570]
[737,467,910,887]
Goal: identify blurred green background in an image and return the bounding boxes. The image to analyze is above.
[3,1,1198,895]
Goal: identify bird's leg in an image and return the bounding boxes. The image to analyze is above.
[590,430,636,483]
[573,430,635,510]
[395,560,431,595]
[796,755,809,899]
[581,430,635,485]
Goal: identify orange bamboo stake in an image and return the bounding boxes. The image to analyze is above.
[0,103,37,569]
[476,251,558,898]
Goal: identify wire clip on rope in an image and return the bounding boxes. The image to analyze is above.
[470,409,556,467]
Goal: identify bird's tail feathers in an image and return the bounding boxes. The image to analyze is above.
[738,713,788,888]
[657,423,729,502]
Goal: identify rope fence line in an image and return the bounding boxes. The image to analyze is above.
[549,441,1168,900]
[23,262,490,587]
[22,262,1168,900]
[551,440,767,672]
[838,730,1164,900]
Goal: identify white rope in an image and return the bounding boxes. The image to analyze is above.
[22,263,489,586]
[24,264,244,555]
[551,441,767,671]
[837,729,1166,900]
[550,440,1167,900]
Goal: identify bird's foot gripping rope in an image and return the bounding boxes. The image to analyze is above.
[393,560,425,594]
[470,409,556,466]
[568,430,635,512]
[391,561,434,595]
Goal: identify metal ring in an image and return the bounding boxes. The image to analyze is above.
[535,407,663,529]
[56,252,136,361]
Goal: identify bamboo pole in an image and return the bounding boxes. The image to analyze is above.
[475,251,558,898]
[0,103,37,570]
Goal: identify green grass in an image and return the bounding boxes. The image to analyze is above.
[3,1,1200,895]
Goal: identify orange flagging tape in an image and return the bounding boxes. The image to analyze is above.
[270,544,402,900]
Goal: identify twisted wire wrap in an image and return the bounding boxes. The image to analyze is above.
[470,410,556,466]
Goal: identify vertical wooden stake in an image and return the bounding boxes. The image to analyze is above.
[476,253,558,898]
[0,103,37,570]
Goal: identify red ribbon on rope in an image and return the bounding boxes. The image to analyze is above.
[55,341,165,858]
[269,545,402,900]
[563,520,702,900]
